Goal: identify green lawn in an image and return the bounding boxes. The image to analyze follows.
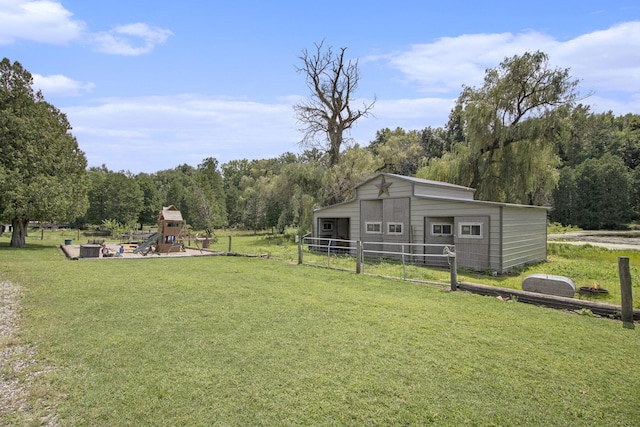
[207,230,640,308]
[1,233,639,425]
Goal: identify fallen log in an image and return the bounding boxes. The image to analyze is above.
[225,252,269,258]
[458,281,640,321]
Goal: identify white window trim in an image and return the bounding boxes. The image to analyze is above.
[321,222,333,231]
[431,223,453,236]
[459,222,483,239]
[365,221,382,234]
[387,222,404,235]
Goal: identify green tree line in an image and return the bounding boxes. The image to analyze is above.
[76,105,640,234]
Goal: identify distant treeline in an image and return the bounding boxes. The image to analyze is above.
[77,109,640,233]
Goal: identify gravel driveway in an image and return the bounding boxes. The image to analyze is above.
[0,280,58,425]
[548,230,640,250]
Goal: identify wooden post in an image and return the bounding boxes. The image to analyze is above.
[77,229,80,241]
[356,241,362,274]
[228,235,232,252]
[297,235,303,265]
[619,256,635,329]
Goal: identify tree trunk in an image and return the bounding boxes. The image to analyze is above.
[328,131,342,167]
[328,144,341,167]
[10,219,28,248]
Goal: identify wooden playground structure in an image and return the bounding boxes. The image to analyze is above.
[130,205,186,255]
[61,205,223,259]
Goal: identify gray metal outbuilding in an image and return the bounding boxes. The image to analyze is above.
[312,173,548,273]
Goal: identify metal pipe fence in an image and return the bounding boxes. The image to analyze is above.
[300,235,458,289]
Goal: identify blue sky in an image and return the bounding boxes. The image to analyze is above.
[2,0,639,173]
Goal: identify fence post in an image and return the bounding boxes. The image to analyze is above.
[228,235,232,252]
[445,247,457,291]
[327,239,332,268]
[356,240,362,274]
[619,256,635,329]
[402,244,406,280]
[297,235,303,265]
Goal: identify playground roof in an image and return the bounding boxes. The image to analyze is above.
[161,205,183,222]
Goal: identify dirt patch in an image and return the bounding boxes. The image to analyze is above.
[60,243,225,260]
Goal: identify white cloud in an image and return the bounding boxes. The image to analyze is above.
[555,22,640,93]
[383,31,559,94]
[0,0,85,45]
[24,17,639,172]
[586,93,640,115]
[64,95,299,172]
[384,21,640,102]
[0,1,172,56]
[32,73,95,97]
[358,23,640,139]
[91,23,173,56]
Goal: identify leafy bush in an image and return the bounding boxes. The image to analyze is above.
[547,221,581,234]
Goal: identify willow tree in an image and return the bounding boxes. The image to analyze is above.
[0,58,88,247]
[294,41,375,167]
[419,51,580,205]
[368,127,424,176]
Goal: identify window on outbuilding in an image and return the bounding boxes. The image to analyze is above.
[365,222,382,234]
[321,222,333,231]
[387,222,403,234]
[459,223,482,238]
[432,223,452,236]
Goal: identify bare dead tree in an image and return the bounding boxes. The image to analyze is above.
[294,41,375,167]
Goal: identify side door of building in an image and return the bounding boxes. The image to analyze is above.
[424,217,454,268]
[453,216,490,271]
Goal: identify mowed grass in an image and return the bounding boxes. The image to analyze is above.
[1,236,640,425]
[34,228,640,306]
[209,231,640,307]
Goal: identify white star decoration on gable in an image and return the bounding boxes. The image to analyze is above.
[375,176,392,197]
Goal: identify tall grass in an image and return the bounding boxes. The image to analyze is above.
[1,235,639,425]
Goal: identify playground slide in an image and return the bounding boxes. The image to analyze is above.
[133,232,162,254]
